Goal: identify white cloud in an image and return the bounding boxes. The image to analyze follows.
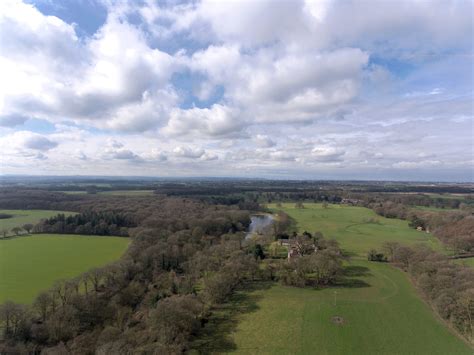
[189,46,369,123]
[0,131,58,164]
[172,146,205,159]
[0,2,179,132]
[162,104,243,138]
[311,146,345,162]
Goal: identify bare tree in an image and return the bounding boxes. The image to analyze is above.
[11,227,22,236]
[0,228,8,238]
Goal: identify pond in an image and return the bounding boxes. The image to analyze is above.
[245,214,275,239]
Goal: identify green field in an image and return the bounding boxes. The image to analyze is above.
[0,209,75,233]
[216,203,470,354]
[0,234,129,303]
[59,190,155,196]
[272,203,443,257]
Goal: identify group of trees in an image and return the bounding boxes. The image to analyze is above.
[279,232,344,287]
[0,224,34,238]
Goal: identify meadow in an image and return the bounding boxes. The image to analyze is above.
[207,203,471,354]
[0,209,75,233]
[60,190,155,196]
[0,234,129,303]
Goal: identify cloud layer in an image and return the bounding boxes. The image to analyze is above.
[0,0,472,181]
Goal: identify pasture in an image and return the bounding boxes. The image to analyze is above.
[0,234,129,303]
[0,209,75,233]
[205,203,470,354]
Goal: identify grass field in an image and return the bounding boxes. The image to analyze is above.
[0,234,129,303]
[0,209,75,233]
[204,203,471,354]
[271,203,443,257]
[59,190,155,196]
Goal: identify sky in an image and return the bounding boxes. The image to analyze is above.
[0,0,473,181]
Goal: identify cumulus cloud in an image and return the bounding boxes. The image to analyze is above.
[172,146,204,158]
[162,104,243,137]
[0,1,179,132]
[189,46,369,123]
[311,146,345,162]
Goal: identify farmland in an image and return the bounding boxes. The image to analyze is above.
[214,203,471,354]
[0,234,129,303]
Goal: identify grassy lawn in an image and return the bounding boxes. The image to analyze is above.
[0,209,75,233]
[227,264,471,355]
[198,203,471,354]
[0,234,129,303]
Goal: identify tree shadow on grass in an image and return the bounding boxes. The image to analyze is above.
[190,281,272,354]
[334,265,371,289]
[341,250,358,258]
[342,265,371,277]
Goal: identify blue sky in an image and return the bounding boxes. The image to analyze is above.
[0,0,472,181]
